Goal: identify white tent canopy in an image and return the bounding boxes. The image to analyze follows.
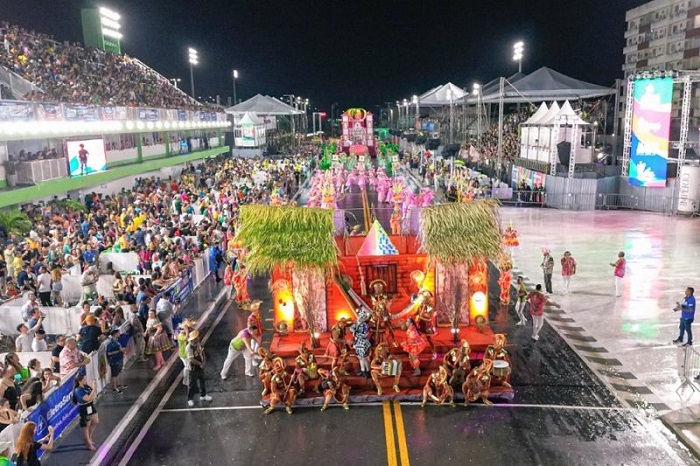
[237,112,264,125]
[536,101,562,125]
[418,82,467,106]
[524,102,549,125]
[225,94,302,116]
[557,100,588,126]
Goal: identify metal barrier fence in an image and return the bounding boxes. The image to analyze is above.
[0,66,40,99]
[677,345,700,395]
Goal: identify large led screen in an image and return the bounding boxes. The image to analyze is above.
[66,138,107,177]
[629,77,673,187]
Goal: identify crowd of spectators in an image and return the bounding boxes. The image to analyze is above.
[0,153,312,420]
[473,110,530,163]
[0,22,210,110]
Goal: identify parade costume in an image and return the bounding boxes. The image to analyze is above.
[318,367,351,411]
[390,207,402,235]
[294,341,319,394]
[463,359,493,406]
[265,357,297,414]
[350,308,372,378]
[421,366,455,407]
[258,348,275,397]
[232,264,250,305]
[442,339,471,387]
[370,343,402,395]
[483,333,512,388]
[369,280,396,346]
[401,318,428,375]
[325,318,351,371]
[415,290,437,357]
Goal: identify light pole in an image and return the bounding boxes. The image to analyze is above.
[188,48,198,98]
[412,94,419,130]
[513,41,524,74]
[473,83,482,143]
[283,94,296,147]
[232,69,238,105]
[448,87,454,144]
[402,99,408,130]
[395,101,401,130]
[169,78,181,89]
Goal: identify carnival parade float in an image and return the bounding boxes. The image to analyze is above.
[237,190,515,410]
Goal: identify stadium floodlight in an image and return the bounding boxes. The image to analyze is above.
[513,41,524,73]
[472,83,480,96]
[188,48,199,98]
[101,28,122,40]
[99,7,120,21]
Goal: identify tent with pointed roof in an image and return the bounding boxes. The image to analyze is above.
[524,102,549,125]
[470,67,615,104]
[418,83,467,107]
[225,94,303,116]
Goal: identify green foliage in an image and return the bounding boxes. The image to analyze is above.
[418,200,502,263]
[237,205,337,275]
[0,209,32,235]
[50,199,88,213]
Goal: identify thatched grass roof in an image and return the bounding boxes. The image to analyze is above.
[418,200,501,263]
[238,205,337,275]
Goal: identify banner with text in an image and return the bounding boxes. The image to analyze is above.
[629,77,673,187]
[27,372,78,458]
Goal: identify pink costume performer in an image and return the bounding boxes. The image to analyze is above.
[345,169,358,190]
[357,170,368,191]
[377,178,390,204]
[402,192,416,219]
[334,169,346,194]
[321,185,337,210]
[421,188,434,206]
[368,169,378,190]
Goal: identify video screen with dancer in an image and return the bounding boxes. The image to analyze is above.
[66,138,108,177]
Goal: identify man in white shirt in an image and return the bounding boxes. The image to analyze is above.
[15,316,43,352]
[37,266,52,306]
[79,265,99,304]
[31,329,48,352]
[21,293,39,322]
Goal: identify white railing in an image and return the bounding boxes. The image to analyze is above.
[0,65,42,99]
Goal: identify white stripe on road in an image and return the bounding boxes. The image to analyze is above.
[158,402,635,413]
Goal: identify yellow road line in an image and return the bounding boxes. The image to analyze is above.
[382,400,398,466]
[393,401,411,466]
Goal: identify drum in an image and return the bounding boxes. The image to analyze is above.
[491,360,510,377]
[382,359,401,376]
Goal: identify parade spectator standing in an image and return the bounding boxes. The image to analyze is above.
[186,330,212,407]
[528,284,547,341]
[51,335,66,373]
[541,249,554,295]
[80,265,99,304]
[674,287,696,347]
[77,315,102,354]
[156,291,175,337]
[36,266,52,306]
[15,315,43,352]
[20,293,39,322]
[31,330,47,352]
[560,251,576,295]
[610,251,626,297]
[106,329,126,393]
[59,337,90,377]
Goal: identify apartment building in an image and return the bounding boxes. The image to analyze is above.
[623,0,700,120]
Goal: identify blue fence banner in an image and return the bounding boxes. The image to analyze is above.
[28,372,78,458]
[138,108,160,121]
[64,104,100,121]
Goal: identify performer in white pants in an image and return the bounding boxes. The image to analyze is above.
[220,324,257,380]
[527,284,547,341]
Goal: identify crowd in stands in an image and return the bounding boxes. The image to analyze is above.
[7,147,62,162]
[0,154,311,424]
[473,110,530,163]
[0,22,210,110]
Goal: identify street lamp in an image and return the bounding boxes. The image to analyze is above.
[188,48,198,98]
[169,78,181,89]
[232,69,238,105]
[412,95,419,130]
[513,41,524,73]
[473,83,482,141]
[402,99,408,130]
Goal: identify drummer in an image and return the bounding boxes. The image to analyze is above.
[483,333,512,388]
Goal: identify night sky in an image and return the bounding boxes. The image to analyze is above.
[3,0,649,111]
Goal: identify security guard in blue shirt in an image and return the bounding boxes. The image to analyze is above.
[674,287,696,347]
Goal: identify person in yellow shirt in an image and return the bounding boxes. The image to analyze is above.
[12,256,23,277]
